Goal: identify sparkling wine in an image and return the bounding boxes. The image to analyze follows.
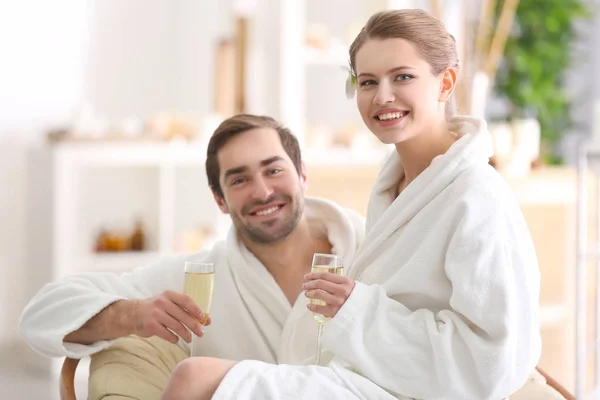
[310,265,344,324]
[184,271,214,318]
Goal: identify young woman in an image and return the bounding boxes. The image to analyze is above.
[162,9,541,400]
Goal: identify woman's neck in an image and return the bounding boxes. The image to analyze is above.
[394,124,457,192]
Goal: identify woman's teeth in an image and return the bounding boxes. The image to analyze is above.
[256,206,280,216]
[377,112,406,121]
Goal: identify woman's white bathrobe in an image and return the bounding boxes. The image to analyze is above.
[19,197,364,363]
[212,116,542,400]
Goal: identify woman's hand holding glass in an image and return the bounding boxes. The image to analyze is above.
[304,253,354,366]
[303,271,355,319]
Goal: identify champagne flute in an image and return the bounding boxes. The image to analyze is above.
[310,253,343,365]
[183,261,214,357]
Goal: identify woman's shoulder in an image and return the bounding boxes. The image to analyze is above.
[443,164,532,246]
[444,162,524,226]
[452,162,515,201]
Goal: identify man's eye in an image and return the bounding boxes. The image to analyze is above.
[231,178,246,186]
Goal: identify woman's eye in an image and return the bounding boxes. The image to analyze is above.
[359,79,377,87]
[395,74,413,81]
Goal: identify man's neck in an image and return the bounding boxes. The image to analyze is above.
[241,217,332,304]
[243,217,331,277]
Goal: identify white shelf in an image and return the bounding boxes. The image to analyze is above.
[52,140,389,168]
[48,140,388,279]
[302,45,348,67]
[85,251,164,273]
[51,141,221,279]
[303,146,391,167]
[53,140,207,167]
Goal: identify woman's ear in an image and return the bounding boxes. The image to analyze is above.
[439,67,457,102]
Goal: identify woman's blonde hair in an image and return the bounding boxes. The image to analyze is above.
[349,9,460,116]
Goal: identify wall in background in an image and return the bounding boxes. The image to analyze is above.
[80,0,233,123]
[0,0,89,347]
[0,0,232,350]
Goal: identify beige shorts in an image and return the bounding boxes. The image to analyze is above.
[88,335,187,400]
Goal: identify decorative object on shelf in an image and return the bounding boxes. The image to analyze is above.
[488,118,540,177]
[305,123,365,151]
[305,123,334,149]
[214,38,237,119]
[331,124,359,149]
[94,219,147,253]
[454,0,520,117]
[430,0,442,20]
[47,111,200,143]
[234,16,249,114]
[488,121,513,171]
[130,219,146,251]
[306,24,331,50]
[146,112,199,142]
[176,225,217,253]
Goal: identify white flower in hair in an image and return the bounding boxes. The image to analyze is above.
[342,66,357,99]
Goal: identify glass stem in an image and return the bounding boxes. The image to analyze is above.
[190,334,197,357]
[315,323,324,366]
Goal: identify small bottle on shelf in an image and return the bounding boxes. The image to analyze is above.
[130,219,146,251]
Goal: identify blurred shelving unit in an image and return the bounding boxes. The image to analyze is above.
[48,140,392,280]
[51,141,228,278]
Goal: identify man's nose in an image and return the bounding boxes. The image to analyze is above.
[251,177,274,201]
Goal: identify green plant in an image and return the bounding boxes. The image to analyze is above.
[493,0,590,164]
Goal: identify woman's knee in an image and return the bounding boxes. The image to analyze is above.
[163,358,205,400]
[162,357,236,400]
[171,357,200,383]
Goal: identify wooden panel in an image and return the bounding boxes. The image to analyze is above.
[306,165,379,216]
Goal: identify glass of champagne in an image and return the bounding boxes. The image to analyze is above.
[184,261,214,357]
[310,253,343,366]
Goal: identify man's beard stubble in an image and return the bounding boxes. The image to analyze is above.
[233,193,304,244]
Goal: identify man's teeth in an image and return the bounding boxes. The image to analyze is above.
[377,112,406,120]
[256,206,280,216]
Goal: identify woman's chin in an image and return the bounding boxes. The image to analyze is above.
[372,127,411,145]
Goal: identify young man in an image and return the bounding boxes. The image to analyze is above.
[19,114,365,399]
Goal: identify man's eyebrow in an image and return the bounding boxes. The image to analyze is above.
[224,166,248,180]
[223,156,285,180]
[260,156,285,166]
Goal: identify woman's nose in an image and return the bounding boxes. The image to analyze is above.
[373,81,395,105]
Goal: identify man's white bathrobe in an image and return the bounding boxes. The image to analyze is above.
[19,197,364,363]
[212,116,542,400]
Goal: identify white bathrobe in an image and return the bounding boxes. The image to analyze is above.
[212,116,542,400]
[19,197,364,363]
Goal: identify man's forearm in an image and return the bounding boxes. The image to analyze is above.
[63,300,138,345]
